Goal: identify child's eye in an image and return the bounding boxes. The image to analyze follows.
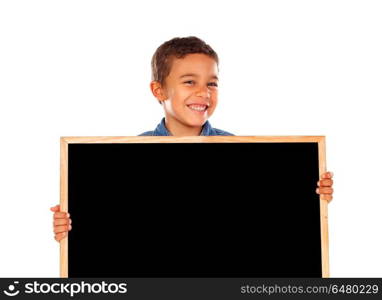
[183,81,218,87]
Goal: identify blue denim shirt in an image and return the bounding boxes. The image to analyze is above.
[138,117,235,136]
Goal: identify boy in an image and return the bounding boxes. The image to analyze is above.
[51,36,334,241]
[138,36,233,137]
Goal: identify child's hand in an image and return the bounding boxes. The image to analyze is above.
[50,205,72,242]
[316,171,334,203]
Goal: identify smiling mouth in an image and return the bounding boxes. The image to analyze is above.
[187,104,208,113]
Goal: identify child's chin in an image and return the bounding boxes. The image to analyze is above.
[185,116,208,127]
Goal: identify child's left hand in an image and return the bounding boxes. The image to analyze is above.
[316,171,334,203]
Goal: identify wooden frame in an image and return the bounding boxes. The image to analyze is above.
[60,136,329,278]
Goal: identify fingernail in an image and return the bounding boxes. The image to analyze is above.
[67,213,70,217]
[330,172,334,177]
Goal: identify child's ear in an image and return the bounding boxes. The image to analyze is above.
[150,81,167,102]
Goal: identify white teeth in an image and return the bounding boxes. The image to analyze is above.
[188,105,207,111]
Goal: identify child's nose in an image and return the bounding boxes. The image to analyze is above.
[196,86,211,98]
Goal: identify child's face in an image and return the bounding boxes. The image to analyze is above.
[157,53,219,129]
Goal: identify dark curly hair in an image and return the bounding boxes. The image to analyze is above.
[151,36,219,103]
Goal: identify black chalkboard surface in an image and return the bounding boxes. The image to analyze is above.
[61,137,328,278]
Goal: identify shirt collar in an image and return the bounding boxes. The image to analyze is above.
[153,117,213,136]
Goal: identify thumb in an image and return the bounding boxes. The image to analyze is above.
[50,205,60,212]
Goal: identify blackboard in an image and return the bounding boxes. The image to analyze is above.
[60,136,328,278]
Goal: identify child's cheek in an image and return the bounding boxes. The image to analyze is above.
[208,105,216,116]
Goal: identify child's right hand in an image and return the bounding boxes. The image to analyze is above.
[50,205,72,242]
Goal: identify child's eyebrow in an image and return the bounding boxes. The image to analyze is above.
[179,73,219,80]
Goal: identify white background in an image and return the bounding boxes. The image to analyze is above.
[0,0,381,277]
